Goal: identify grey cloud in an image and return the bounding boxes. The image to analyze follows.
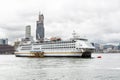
[1,0,120,44]
[0,25,24,31]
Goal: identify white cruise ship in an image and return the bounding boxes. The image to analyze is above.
[15,32,95,58]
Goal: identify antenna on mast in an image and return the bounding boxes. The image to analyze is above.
[72,30,76,38]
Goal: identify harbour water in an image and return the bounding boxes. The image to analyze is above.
[0,53,120,80]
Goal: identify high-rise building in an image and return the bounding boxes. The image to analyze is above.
[118,43,120,50]
[36,12,44,41]
[0,38,8,45]
[25,25,31,38]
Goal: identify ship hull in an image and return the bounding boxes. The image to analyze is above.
[15,52,92,57]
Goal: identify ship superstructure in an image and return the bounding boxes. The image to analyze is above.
[15,32,94,57]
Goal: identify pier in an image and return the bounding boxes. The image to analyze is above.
[0,45,15,54]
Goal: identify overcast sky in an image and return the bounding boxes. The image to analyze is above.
[0,0,120,44]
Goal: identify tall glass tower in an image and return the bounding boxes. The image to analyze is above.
[36,12,44,41]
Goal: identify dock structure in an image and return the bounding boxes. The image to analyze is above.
[0,45,15,54]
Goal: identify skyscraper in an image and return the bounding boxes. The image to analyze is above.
[25,25,31,38]
[36,12,44,41]
[0,38,8,45]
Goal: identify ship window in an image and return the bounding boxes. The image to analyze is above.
[21,49,31,50]
[34,48,40,50]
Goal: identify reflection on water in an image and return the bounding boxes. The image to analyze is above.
[0,53,120,80]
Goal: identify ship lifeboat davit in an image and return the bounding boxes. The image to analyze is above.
[97,56,102,58]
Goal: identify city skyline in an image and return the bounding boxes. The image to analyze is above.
[0,0,120,44]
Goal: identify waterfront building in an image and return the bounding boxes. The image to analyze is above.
[14,40,20,49]
[0,45,15,54]
[0,38,15,54]
[118,43,120,50]
[0,38,8,45]
[25,25,31,39]
[36,12,44,41]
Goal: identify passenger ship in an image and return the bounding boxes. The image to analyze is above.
[15,32,95,58]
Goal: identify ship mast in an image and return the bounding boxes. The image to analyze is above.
[72,30,77,38]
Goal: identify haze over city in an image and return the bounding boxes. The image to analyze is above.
[0,0,120,44]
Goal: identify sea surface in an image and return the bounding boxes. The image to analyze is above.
[0,53,120,80]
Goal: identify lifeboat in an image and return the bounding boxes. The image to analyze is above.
[97,56,102,58]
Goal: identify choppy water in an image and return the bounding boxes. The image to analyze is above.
[0,53,120,80]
